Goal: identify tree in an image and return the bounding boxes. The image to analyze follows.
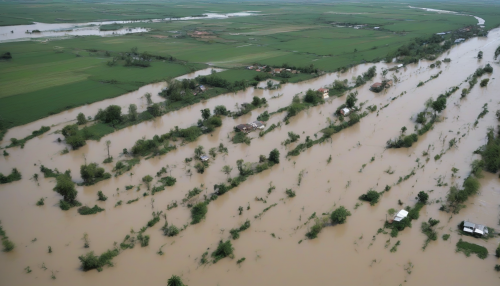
[431,97,446,114]
[200,108,210,121]
[214,105,228,116]
[330,206,351,224]
[194,145,205,158]
[346,92,358,108]
[167,275,185,286]
[252,96,261,106]
[477,51,483,59]
[304,89,320,104]
[105,140,111,159]
[417,191,429,203]
[268,149,280,164]
[54,174,77,203]
[80,163,106,185]
[480,79,489,87]
[77,113,87,125]
[267,80,273,89]
[148,103,161,117]
[142,175,153,190]
[401,126,407,134]
[222,165,233,177]
[424,98,434,110]
[145,92,152,105]
[129,104,138,121]
[104,105,122,123]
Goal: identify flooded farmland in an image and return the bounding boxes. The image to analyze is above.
[1,26,500,286]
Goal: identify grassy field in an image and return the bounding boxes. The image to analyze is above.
[0,0,498,130]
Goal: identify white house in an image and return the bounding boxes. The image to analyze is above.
[463,221,488,236]
[393,210,408,222]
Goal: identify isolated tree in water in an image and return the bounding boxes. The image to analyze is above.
[77,113,87,125]
[268,149,280,164]
[128,104,138,121]
[167,275,186,286]
[200,108,210,121]
[54,174,77,203]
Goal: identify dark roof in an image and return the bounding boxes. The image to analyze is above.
[371,82,382,88]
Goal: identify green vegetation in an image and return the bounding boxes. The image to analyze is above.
[159,176,176,187]
[78,205,105,215]
[79,249,120,272]
[36,197,45,206]
[259,123,278,137]
[442,234,450,241]
[456,239,488,259]
[99,24,123,31]
[0,168,21,184]
[229,220,251,240]
[285,189,296,198]
[496,242,500,258]
[359,189,381,206]
[167,275,186,286]
[232,132,251,145]
[191,202,208,224]
[80,163,111,186]
[40,165,60,178]
[97,191,107,201]
[0,221,15,252]
[282,132,300,146]
[211,240,234,263]
[113,158,140,176]
[6,126,50,148]
[421,218,440,250]
[330,206,352,224]
[53,174,81,210]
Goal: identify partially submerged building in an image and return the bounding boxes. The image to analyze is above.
[339,108,350,116]
[318,88,329,99]
[462,221,489,236]
[251,121,265,130]
[200,155,209,162]
[235,124,253,133]
[393,210,408,222]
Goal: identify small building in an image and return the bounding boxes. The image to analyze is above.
[200,155,209,161]
[340,108,350,116]
[251,121,265,130]
[463,221,489,236]
[393,210,408,222]
[235,124,253,133]
[273,68,281,74]
[371,82,382,89]
[374,27,380,29]
[318,88,329,99]
[397,64,404,68]
[246,66,254,70]
[199,85,206,92]
[454,38,465,43]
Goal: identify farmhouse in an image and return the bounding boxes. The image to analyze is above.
[340,108,350,116]
[235,124,253,133]
[251,121,265,130]
[200,155,209,162]
[462,221,489,236]
[393,210,408,222]
[317,88,329,99]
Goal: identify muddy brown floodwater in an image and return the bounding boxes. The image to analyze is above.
[1,27,500,286]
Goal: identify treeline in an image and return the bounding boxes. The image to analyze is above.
[105,47,178,68]
[0,168,22,184]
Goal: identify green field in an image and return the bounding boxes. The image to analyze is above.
[0,0,499,130]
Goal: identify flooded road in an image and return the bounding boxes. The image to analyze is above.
[0,26,500,286]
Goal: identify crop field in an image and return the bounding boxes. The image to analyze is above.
[0,1,498,129]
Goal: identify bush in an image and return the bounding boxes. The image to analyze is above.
[0,168,22,184]
[79,249,119,272]
[285,189,296,198]
[232,132,251,145]
[80,163,111,186]
[167,275,186,286]
[496,243,500,258]
[442,234,450,241]
[160,176,176,186]
[164,225,180,237]
[268,148,280,164]
[97,191,107,201]
[330,206,351,224]
[191,202,208,224]
[211,240,234,263]
[417,191,429,203]
[480,78,489,87]
[78,205,105,215]
[456,239,488,259]
[2,239,15,252]
[359,190,380,205]
[305,221,323,239]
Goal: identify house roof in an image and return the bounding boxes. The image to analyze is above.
[371,82,382,88]
[252,121,264,127]
[236,124,252,130]
[463,221,475,228]
[394,210,408,221]
[318,88,328,93]
[200,155,209,161]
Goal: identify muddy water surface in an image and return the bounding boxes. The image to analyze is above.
[1,28,500,286]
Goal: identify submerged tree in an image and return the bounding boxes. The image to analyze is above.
[167,275,186,286]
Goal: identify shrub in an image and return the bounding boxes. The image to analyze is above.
[78,205,105,215]
[285,189,296,198]
[330,206,351,224]
[417,191,429,203]
[456,239,488,259]
[305,221,323,239]
[232,132,251,145]
[79,249,119,272]
[268,148,280,164]
[167,275,186,286]
[211,240,234,263]
[2,239,15,252]
[97,191,107,201]
[191,202,208,224]
[54,174,78,204]
[442,234,450,241]
[164,225,180,237]
[480,78,489,87]
[160,176,176,186]
[80,163,111,186]
[0,168,22,184]
[359,190,380,205]
[496,243,500,258]
[36,198,45,206]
